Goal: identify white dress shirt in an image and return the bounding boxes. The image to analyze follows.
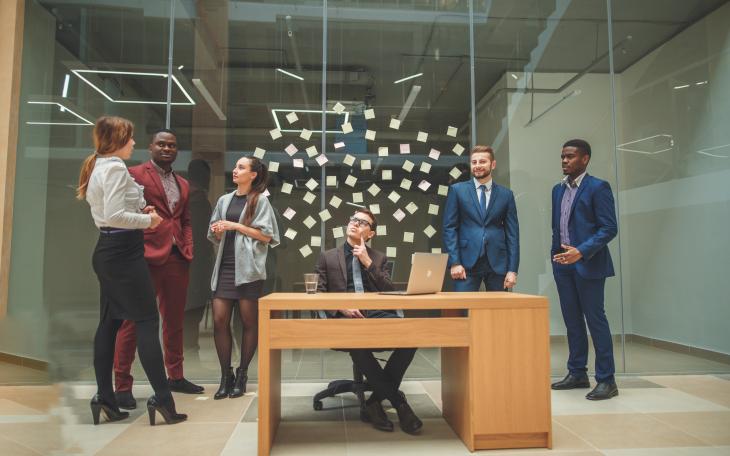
[86,156,151,229]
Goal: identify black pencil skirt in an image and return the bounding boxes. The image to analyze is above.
[92,230,158,321]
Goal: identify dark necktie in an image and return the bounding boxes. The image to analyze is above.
[478,184,488,218]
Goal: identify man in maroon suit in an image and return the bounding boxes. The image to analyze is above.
[114,129,204,409]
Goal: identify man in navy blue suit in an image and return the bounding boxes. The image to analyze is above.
[551,139,618,400]
[443,145,519,292]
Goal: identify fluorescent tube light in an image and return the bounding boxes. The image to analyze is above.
[70,69,195,105]
[276,68,304,81]
[26,101,93,126]
[673,84,690,89]
[394,73,423,84]
[397,85,421,122]
[192,78,227,120]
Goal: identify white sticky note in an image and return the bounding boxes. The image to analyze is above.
[386,247,397,257]
[292,158,304,168]
[453,143,465,156]
[369,203,380,214]
[286,112,299,124]
[281,182,293,194]
[376,225,387,236]
[306,146,318,157]
[319,209,332,222]
[345,175,358,187]
[268,161,279,173]
[253,147,265,159]
[438,185,449,196]
[428,148,441,160]
[420,162,432,174]
[284,228,297,240]
[382,170,392,180]
[360,159,371,171]
[285,144,298,156]
[303,215,316,229]
[424,225,437,238]
[403,232,414,243]
[332,226,345,238]
[364,108,375,119]
[352,192,363,203]
[333,102,346,114]
[388,191,401,203]
[402,160,414,172]
[341,122,353,134]
[303,192,316,204]
[300,128,312,140]
[329,195,342,208]
[367,183,381,196]
[283,207,296,220]
[418,180,431,192]
[405,202,418,214]
[305,178,318,191]
[269,128,282,140]
[263,189,270,198]
[378,146,389,157]
[316,154,328,166]
[365,130,376,141]
[343,154,356,167]
[334,141,345,149]
[389,118,401,130]
[299,245,313,258]
[400,179,412,190]
[326,175,337,186]
[431,247,442,254]
[449,167,462,179]
[311,236,322,247]
[417,131,428,143]
[393,208,406,221]
[428,204,439,215]
[400,144,410,154]
[447,126,458,137]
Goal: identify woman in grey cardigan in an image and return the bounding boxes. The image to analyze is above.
[208,156,280,399]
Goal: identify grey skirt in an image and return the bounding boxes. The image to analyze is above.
[213,256,264,300]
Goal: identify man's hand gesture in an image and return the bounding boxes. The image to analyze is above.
[352,236,372,269]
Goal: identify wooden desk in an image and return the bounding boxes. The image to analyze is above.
[258,292,551,455]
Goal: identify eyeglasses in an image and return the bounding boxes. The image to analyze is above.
[348,216,372,228]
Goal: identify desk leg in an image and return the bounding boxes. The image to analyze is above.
[442,346,474,451]
[258,312,281,456]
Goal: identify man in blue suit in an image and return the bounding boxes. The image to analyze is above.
[443,145,519,291]
[551,139,618,400]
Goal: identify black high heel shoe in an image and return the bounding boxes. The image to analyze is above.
[146,395,187,426]
[214,367,235,400]
[229,367,247,398]
[90,394,129,425]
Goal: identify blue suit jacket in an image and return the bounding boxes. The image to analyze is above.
[442,180,519,274]
[551,174,617,279]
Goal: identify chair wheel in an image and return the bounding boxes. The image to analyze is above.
[313,401,323,411]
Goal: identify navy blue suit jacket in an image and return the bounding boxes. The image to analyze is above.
[551,174,617,279]
[442,180,519,274]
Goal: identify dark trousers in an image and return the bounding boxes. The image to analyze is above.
[453,254,505,292]
[554,264,615,383]
[348,310,416,408]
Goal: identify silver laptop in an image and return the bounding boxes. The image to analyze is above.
[380,253,448,295]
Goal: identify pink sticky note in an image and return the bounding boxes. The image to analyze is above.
[315,154,328,166]
[285,144,298,156]
[418,180,431,191]
[400,144,410,154]
[334,141,345,149]
[428,148,441,160]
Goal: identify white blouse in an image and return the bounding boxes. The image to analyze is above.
[86,156,151,229]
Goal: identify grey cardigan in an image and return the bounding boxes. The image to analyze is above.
[208,192,280,290]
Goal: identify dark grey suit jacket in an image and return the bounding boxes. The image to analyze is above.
[315,244,394,293]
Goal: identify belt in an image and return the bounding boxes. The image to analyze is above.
[99,227,136,234]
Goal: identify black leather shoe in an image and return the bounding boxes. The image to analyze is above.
[168,377,204,394]
[229,367,247,398]
[395,402,423,435]
[114,390,137,410]
[551,373,591,390]
[214,368,235,400]
[147,395,187,426]
[90,395,129,425]
[586,381,618,400]
[361,401,394,432]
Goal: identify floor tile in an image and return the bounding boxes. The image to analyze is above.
[646,375,730,408]
[619,388,728,413]
[97,421,237,456]
[603,447,730,455]
[270,420,348,456]
[0,434,43,455]
[0,422,64,454]
[648,411,730,446]
[220,422,258,455]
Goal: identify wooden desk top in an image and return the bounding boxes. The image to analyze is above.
[259,291,548,311]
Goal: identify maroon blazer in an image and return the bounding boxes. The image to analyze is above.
[129,161,193,265]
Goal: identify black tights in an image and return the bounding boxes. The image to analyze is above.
[212,298,258,374]
[93,314,171,404]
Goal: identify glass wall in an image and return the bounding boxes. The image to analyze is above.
[5,0,729,385]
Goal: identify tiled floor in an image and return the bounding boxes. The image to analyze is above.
[1,366,729,455]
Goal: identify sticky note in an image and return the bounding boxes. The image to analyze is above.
[286,112,299,124]
[345,175,358,187]
[343,154,356,167]
[420,162,432,174]
[388,191,401,203]
[263,189,270,197]
[382,170,392,180]
[378,147,389,157]
[285,144,298,156]
[364,108,375,119]
[360,159,371,170]
[292,158,304,168]
[452,143,465,156]
[418,180,431,192]
[438,185,449,196]
[281,182,293,194]
[341,122,353,134]
[329,195,342,208]
[316,154,328,166]
[333,102,346,114]
[428,204,439,215]
[269,128,282,140]
[369,203,380,214]
[386,247,397,257]
[405,202,418,214]
[417,131,428,143]
[376,225,387,236]
[447,126,458,137]
[403,232,414,243]
[283,207,296,220]
[300,128,312,140]
[268,161,279,173]
[402,160,414,172]
[303,191,316,204]
[352,192,363,203]
[365,130,376,141]
[334,141,345,149]
[333,226,344,238]
[306,146,318,157]
[303,215,316,229]
[428,148,440,160]
[305,178,318,191]
[311,236,321,247]
[367,183,381,196]
[431,247,442,254]
[400,144,410,154]
[393,208,406,221]
[389,118,400,130]
[284,228,297,240]
[299,245,312,258]
[319,209,332,222]
[424,225,437,238]
[253,147,265,159]
[400,179,412,190]
[326,176,337,186]
[449,167,462,179]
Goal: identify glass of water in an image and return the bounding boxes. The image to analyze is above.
[303,273,319,294]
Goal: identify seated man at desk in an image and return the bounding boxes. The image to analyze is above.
[315,209,423,435]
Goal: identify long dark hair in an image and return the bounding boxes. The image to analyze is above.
[242,156,269,226]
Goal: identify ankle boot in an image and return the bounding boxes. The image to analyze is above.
[229,367,247,398]
[214,367,235,400]
[147,395,187,426]
[90,394,129,425]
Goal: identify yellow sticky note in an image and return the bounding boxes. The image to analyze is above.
[388,191,401,203]
[402,160,414,172]
[286,112,299,124]
[428,204,439,215]
[405,202,418,214]
[343,154,356,167]
[326,176,337,186]
[268,161,279,173]
[431,247,442,254]
[417,131,428,143]
[453,143,465,156]
[424,225,437,238]
[365,130,376,141]
[341,122,353,134]
[300,128,312,140]
[333,102,346,114]
[369,204,380,214]
[306,146,318,157]
[329,196,342,208]
[303,215,316,229]
[319,209,332,222]
[332,226,345,238]
[305,179,318,191]
[284,228,297,240]
[345,175,358,187]
[364,108,375,119]
[447,126,458,137]
[378,146,389,157]
[281,182,293,194]
[438,185,449,196]
[386,247,397,257]
[360,159,371,170]
[311,236,322,247]
[376,225,387,236]
[269,128,282,140]
[389,118,401,130]
[400,179,412,190]
[420,162,432,174]
[403,232,414,243]
[303,192,316,204]
[253,147,265,159]
[299,245,313,258]
[382,170,392,180]
[449,167,462,179]
[352,192,364,203]
[367,184,381,196]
